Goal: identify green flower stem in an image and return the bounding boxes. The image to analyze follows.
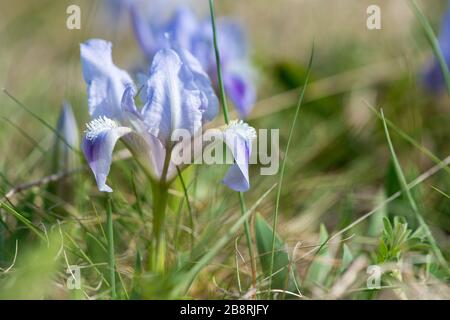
[150,182,168,273]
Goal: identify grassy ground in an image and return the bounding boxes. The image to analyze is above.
[0,0,448,299]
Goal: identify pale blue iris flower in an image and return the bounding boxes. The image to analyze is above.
[130,4,256,117]
[80,39,255,192]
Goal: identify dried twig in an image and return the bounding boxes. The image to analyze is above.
[2,169,82,202]
[1,149,131,202]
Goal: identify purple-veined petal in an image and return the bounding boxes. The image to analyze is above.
[217,19,255,116]
[141,48,203,145]
[121,84,142,118]
[136,71,150,103]
[190,18,256,117]
[80,39,133,120]
[224,70,256,118]
[121,84,169,180]
[423,61,447,92]
[123,127,167,182]
[83,116,132,192]
[423,5,450,91]
[221,120,256,192]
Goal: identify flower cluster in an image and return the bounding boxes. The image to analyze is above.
[80,38,256,192]
[129,2,256,117]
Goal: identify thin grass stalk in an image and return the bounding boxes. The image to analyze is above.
[209,0,230,125]
[3,89,81,155]
[366,103,450,176]
[106,198,116,299]
[380,109,448,270]
[208,0,257,288]
[177,184,277,297]
[176,166,195,252]
[0,202,46,241]
[268,46,314,298]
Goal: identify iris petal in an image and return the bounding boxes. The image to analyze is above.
[176,47,219,122]
[166,7,198,51]
[83,119,132,192]
[141,49,203,145]
[224,70,256,118]
[130,4,159,59]
[80,39,133,120]
[217,19,248,63]
[191,19,256,117]
[121,84,170,181]
[121,84,142,118]
[221,120,256,192]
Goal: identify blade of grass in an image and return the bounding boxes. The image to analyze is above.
[64,233,110,287]
[173,195,185,253]
[305,224,333,286]
[1,117,45,153]
[430,185,450,199]
[130,169,144,218]
[269,45,314,297]
[176,166,194,253]
[2,88,81,155]
[235,237,243,294]
[209,0,230,125]
[209,0,257,288]
[318,153,450,257]
[117,270,130,300]
[255,213,299,296]
[92,202,107,241]
[0,202,46,241]
[410,0,450,97]
[176,183,277,296]
[380,109,448,269]
[107,198,116,299]
[238,192,256,286]
[365,102,450,175]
